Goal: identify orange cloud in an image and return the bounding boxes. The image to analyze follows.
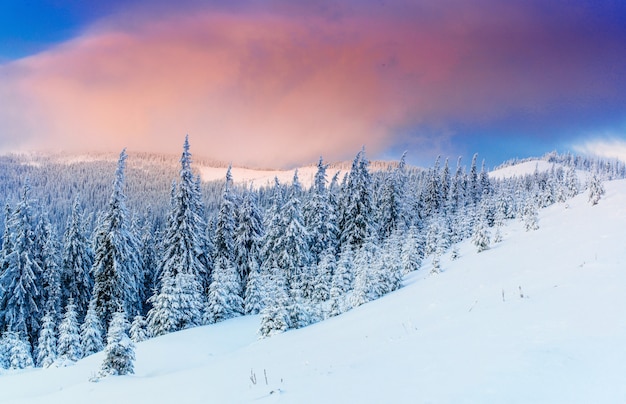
[1,2,624,167]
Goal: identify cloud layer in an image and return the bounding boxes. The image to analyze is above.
[1,1,625,167]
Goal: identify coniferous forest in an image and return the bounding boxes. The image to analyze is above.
[0,136,622,371]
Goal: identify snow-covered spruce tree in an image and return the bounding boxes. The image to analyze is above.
[192,174,214,294]
[350,235,381,308]
[450,243,460,260]
[214,165,239,264]
[304,157,338,264]
[329,247,354,316]
[259,179,285,278]
[147,138,207,334]
[138,208,159,314]
[275,171,312,294]
[235,188,264,291]
[448,156,467,213]
[378,233,403,294]
[80,303,104,357]
[36,311,57,368]
[90,150,143,331]
[33,211,62,324]
[57,298,82,365]
[565,165,580,198]
[99,310,135,376]
[431,252,442,275]
[401,226,422,274]
[2,331,34,370]
[312,248,335,303]
[258,266,291,338]
[61,196,93,319]
[147,270,204,337]
[588,173,605,206]
[288,286,318,330]
[472,214,491,253]
[244,257,265,315]
[469,153,481,205]
[129,314,148,343]
[422,156,444,217]
[205,255,244,324]
[0,182,43,346]
[339,149,373,252]
[424,219,440,257]
[0,203,12,270]
[522,197,539,231]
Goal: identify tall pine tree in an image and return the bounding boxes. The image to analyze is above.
[0,182,43,346]
[90,150,143,330]
[146,138,208,335]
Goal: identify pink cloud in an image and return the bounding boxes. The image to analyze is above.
[0,2,624,166]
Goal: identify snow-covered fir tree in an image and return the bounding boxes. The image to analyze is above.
[588,173,605,206]
[258,265,291,338]
[57,299,82,365]
[138,208,159,314]
[329,247,354,316]
[99,310,135,376]
[129,314,148,343]
[90,150,143,331]
[61,196,94,320]
[274,171,312,293]
[472,214,491,253]
[565,165,580,198]
[401,226,422,274]
[2,331,34,370]
[0,182,43,346]
[147,270,204,337]
[339,149,373,251]
[350,234,381,308]
[378,233,403,294]
[147,139,208,334]
[80,303,104,357]
[35,211,62,323]
[235,188,264,290]
[304,157,338,264]
[205,255,244,324]
[522,197,540,231]
[36,310,57,368]
[260,178,286,273]
[450,243,460,260]
[311,248,335,303]
[214,166,238,264]
[243,257,264,315]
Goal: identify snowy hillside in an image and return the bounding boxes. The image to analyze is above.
[9,151,367,188]
[2,178,625,403]
[489,159,557,179]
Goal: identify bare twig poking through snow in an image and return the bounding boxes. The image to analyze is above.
[250,369,257,385]
[519,286,525,299]
[502,289,505,302]
[264,369,268,385]
[468,300,479,312]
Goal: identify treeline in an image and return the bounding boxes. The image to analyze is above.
[0,139,618,370]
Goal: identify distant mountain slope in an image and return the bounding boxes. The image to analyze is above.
[2,178,624,403]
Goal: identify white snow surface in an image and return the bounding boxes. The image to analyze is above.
[489,160,556,179]
[197,165,345,189]
[2,180,626,403]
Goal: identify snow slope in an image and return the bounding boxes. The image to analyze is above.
[197,165,346,189]
[2,181,626,403]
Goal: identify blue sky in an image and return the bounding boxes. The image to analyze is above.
[1,0,625,168]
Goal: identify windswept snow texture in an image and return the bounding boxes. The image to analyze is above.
[2,180,626,403]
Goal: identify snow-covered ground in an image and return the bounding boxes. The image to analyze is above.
[197,165,346,189]
[2,180,626,403]
[489,159,557,179]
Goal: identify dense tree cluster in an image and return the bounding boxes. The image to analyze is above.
[0,139,621,369]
